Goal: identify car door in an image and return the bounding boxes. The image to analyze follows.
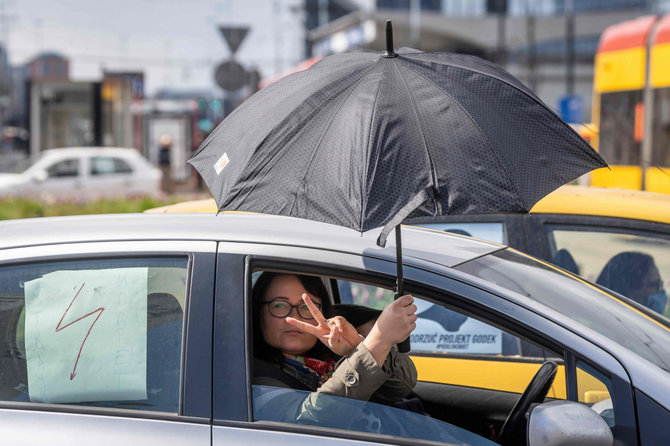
[211,242,636,445]
[24,157,83,200]
[211,245,497,446]
[0,240,215,445]
[87,155,135,199]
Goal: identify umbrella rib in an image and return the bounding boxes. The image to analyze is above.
[287,61,382,220]
[402,55,606,167]
[360,62,387,232]
[393,62,440,212]
[398,58,529,211]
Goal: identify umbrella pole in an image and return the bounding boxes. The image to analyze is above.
[395,225,411,353]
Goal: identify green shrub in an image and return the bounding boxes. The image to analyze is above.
[0,197,181,220]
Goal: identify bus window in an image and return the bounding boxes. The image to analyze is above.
[653,87,670,167]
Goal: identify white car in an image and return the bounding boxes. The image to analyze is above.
[0,147,162,201]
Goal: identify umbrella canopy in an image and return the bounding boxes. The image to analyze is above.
[189,43,606,247]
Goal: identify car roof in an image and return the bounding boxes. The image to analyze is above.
[41,147,143,158]
[0,213,503,268]
[145,185,670,225]
[529,185,670,224]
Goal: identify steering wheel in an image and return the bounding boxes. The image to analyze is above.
[496,360,558,446]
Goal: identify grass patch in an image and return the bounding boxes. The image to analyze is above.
[0,197,181,220]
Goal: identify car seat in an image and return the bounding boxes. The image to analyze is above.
[145,292,183,412]
[552,249,580,275]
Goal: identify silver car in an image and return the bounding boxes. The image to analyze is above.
[0,147,162,201]
[0,212,667,445]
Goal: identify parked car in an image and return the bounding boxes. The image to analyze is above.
[0,212,667,445]
[0,147,162,201]
[147,186,670,316]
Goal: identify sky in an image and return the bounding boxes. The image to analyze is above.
[5,0,306,94]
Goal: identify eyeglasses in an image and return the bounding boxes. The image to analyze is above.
[262,299,322,320]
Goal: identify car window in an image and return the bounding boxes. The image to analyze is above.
[415,222,506,244]
[577,360,615,428]
[456,248,670,373]
[0,257,187,413]
[546,225,670,316]
[91,156,133,175]
[46,158,79,178]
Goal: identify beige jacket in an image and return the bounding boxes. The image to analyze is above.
[253,343,417,426]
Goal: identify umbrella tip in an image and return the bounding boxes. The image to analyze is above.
[384,19,397,58]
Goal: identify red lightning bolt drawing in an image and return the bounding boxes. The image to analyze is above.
[55,283,105,380]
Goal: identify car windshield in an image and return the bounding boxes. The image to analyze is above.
[455,249,670,372]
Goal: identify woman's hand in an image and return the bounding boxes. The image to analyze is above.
[286,294,362,357]
[364,294,417,366]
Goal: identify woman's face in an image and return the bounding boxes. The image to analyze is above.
[261,275,321,356]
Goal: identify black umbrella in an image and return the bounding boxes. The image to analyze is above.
[188,21,607,352]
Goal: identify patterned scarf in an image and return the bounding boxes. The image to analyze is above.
[283,353,336,385]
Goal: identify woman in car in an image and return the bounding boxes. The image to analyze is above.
[596,251,668,314]
[252,272,417,404]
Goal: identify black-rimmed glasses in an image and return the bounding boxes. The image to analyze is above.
[262,299,321,319]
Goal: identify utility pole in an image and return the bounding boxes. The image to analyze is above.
[496,0,507,67]
[274,0,283,74]
[410,0,421,49]
[318,0,328,27]
[565,0,575,96]
[526,0,536,91]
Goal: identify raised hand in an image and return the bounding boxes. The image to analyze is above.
[363,294,417,366]
[374,294,417,345]
[286,294,362,357]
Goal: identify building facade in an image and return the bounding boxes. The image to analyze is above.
[309,0,669,123]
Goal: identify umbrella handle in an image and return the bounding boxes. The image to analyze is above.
[394,226,410,353]
[394,293,411,353]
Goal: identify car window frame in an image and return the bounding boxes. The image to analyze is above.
[0,240,216,423]
[406,213,526,251]
[523,213,670,262]
[45,157,81,179]
[210,243,636,444]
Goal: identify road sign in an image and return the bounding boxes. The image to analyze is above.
[559,95,584,124]
[219,26,249,55]
[215,60,247,91]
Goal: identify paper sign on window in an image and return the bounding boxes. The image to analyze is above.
[24,268,148,403]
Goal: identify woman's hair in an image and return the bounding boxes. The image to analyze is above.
[596,251,655,302]
[252,272,332,364]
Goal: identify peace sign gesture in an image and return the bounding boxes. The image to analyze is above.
[286,294,362,357]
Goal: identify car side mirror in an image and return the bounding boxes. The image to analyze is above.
[528,400,613,446]
[32,170,47,182]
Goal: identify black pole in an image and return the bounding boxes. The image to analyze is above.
[384,19,397,58]
[395,225,411,353]
[566,0,575,96]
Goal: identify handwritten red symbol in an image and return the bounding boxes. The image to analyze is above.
[55,283,105,380]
